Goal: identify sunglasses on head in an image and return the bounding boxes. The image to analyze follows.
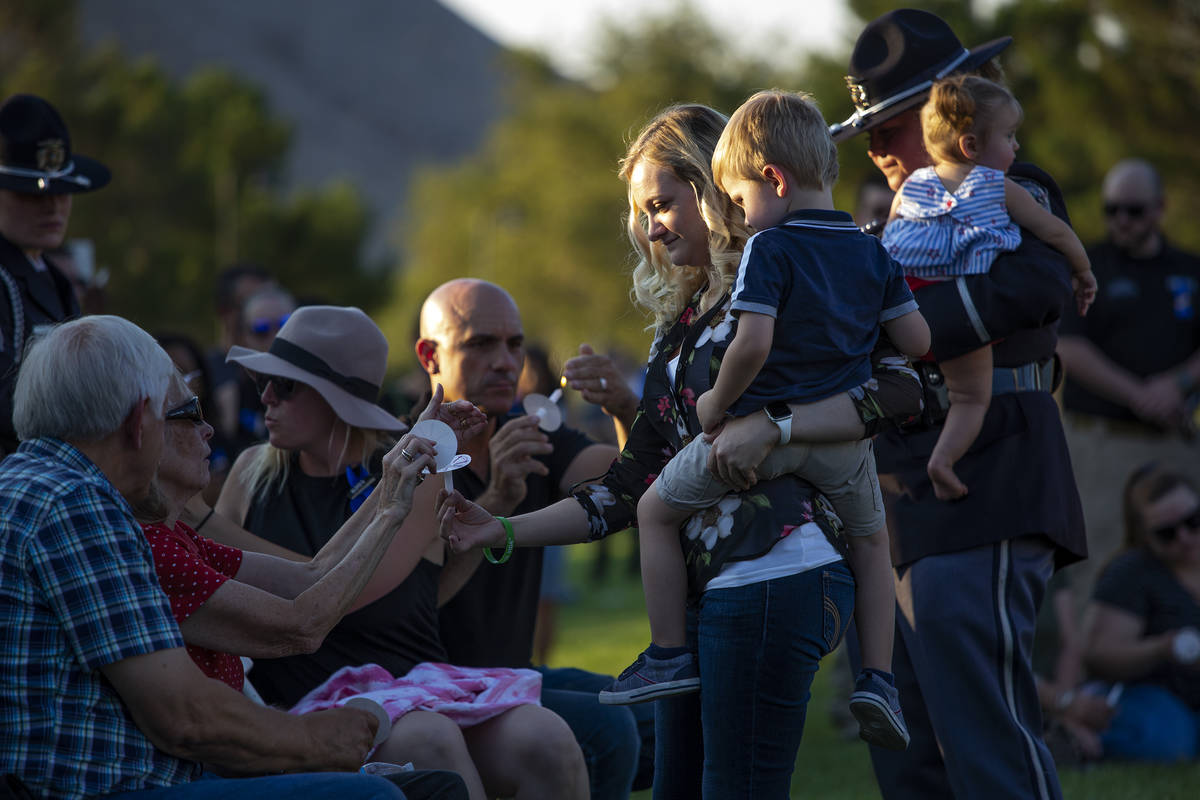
[252,372,299,401]
[248,314,291,336]
[165,395,205,424]
[1150,509,1200,543]
[1103,202,1148,219]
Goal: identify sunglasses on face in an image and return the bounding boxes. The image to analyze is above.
[247,314,291,336]
[252,372,298,401]
[165,395,205,424]
[1102,202,1148,219]
[1150,509,1200,544]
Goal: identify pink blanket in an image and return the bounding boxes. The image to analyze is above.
[288,662,542,728]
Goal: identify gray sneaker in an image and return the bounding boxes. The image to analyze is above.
[598,649,700,705]
[849,671,910,750]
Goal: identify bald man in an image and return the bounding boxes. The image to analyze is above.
[415,278,652,800]
[1058,159,1200,598]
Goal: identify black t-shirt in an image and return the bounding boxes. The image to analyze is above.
[437,414,596,669]
[1061,239,1200,421]
[242,457,446,708]
[1093,548,1200,710]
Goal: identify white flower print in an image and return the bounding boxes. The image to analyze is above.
[683,494,740,551]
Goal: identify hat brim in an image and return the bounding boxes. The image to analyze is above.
[831,36,1013,143]
[227,345,407,433]
[0,154,111,195]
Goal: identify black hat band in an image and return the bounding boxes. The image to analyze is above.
[268,337,380,403]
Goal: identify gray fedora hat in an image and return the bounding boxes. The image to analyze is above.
[227,305,406,432]
[830,9,1011,143]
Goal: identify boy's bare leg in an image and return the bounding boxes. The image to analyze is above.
[635,485,691,647]
[845,527,896,672]
[928,346,993,500]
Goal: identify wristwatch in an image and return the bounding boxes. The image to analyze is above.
[765,402,792,445]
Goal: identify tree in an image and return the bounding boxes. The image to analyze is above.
[0,0,379,345]
[382,10,802,372]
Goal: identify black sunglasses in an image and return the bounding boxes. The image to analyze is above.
[1150,509,1200,543]
[1102,202,1148,219]
[165,395,205,424]
[252,372,298,401]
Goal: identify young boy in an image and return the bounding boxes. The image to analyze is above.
[600,90,930,751]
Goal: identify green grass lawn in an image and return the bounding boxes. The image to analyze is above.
[542,535,1200,799]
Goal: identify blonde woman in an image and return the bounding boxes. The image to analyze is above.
[215,306,587,800]
[440,104,919,797]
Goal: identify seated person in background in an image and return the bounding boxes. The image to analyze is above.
[0,315,406,800]
[1082,463,1200,762]
[213,305,587,800]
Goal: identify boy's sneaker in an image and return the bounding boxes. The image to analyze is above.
[598,648,700,705]
[849,671,910,751]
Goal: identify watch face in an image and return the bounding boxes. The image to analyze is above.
[766,402,791,421]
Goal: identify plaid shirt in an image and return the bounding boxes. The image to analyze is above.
[0,438,200,798]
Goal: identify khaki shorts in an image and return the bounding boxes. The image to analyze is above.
[656,435,885,537]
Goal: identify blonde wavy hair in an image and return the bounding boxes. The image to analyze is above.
[921,75,1021,166]
[242,417,395,504]
[619,104,753,328]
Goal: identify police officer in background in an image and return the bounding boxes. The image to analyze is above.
[0,94,110,456]
[1058,158,1200,600]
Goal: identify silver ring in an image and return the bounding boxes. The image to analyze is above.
[401,448,415,462]
[599,377,607,390]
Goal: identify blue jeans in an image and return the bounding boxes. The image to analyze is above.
[654,562,855,799]
[102,771,405,799]
[1100,684,1200,762]
[538,664,653,800]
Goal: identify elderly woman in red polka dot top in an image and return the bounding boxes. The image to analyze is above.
[134,374,482,692]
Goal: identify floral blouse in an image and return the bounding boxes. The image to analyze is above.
[571,289,844,597]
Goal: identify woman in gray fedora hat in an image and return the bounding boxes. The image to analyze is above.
[0,93,111,455]
[823,9,1087,800]
[213,305,588,800]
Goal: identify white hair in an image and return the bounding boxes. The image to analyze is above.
[13,315,176,442]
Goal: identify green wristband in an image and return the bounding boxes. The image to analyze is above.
[484,516,514,565]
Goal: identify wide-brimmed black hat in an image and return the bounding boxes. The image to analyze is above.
[830,9,1011,143]
[0,94,111,194]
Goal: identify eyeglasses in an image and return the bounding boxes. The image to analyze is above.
[1150,509,1200,543]
[1103,202,1148,219]
[248,314,291,336]
[252,372,298,401]
[165,395,205,424]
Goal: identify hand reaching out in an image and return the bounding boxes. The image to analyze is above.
[418,383,488,444]
[376,433,437,517]
[437,489,506,554]
[564,343,638,427]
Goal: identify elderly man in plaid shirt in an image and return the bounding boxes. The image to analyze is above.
[0,316,416,799]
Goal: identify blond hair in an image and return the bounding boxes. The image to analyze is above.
[619,104,752,328]
[243,423,395,504]
[921,75,1022,165]
[711,90,838,194]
